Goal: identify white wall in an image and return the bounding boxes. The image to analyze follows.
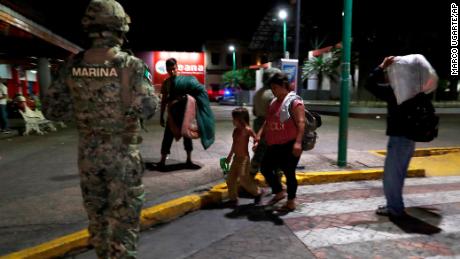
[21,70,37,81]
[0,64,12,79]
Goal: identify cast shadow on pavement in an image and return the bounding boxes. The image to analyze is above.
[144,162,202,172]
[390,206,442,235]
[349,206,442,236]
[202,199,285,226]
[225,204,285,226]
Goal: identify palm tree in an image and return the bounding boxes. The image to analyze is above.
[301,47,341,91]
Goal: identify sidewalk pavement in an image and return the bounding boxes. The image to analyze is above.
[285,176,460,258]
[72,176,460,259]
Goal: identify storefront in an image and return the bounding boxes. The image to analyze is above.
[136,51,206,93]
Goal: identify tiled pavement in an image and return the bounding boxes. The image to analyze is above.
[74,177,460,259]
[282,176,460,258]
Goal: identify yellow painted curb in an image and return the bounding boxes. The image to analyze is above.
[1,166,426,259]
[295,168,425,185]
[140,188,229,228]
[411,152,460,176]
[370,147,460,177]
[370,146,460,157]
[254,168,425,185]
[0,230,89,259]
[140,195,202,228]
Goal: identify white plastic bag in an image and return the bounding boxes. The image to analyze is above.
[387,54,438,104]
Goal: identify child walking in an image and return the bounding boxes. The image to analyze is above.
[225,107,264,207]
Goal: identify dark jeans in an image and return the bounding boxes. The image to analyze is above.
[160,125,193,155]
[0,104,8,130]
[260,140,300,200]
[161,96,193,156]
[383,136,415,215]
[250,116,266,175]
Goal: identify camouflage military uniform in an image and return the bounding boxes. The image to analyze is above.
[250,68,280,176]
[42,1,158,258]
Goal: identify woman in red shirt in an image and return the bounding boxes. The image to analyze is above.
[255,72,305,211]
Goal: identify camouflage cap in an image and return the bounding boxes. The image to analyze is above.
[81,0,131,33]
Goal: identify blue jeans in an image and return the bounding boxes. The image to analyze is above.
[0,104,8,130]
[383,136,415,215]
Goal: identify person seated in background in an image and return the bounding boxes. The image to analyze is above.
[15,95,56,134]
[15,95,29,113]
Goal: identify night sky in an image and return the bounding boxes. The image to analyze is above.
[1,0,455,78]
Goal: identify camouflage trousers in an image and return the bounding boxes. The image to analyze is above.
[78,136,145,259]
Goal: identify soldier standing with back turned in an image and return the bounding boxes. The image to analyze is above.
[42,0,158,258]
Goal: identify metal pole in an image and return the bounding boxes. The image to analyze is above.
[232,50,236,87]
[294,0,300,60]
[337,0,353,167]
[283,20,287,57]
[232,50,239,105]
[295,0,301,95]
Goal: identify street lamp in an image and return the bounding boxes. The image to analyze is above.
[278,9,288,58]
[228,45,236,87]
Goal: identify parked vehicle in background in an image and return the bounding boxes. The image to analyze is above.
[207,83,235,102]
[207,84,223,102]
[219,87,237,105]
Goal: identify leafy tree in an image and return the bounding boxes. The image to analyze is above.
[222,69,255,90]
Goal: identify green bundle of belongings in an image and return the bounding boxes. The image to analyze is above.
[170,76,215,149]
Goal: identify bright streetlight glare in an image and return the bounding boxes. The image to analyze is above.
[228,45,235,52]
[278,10,287,20]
